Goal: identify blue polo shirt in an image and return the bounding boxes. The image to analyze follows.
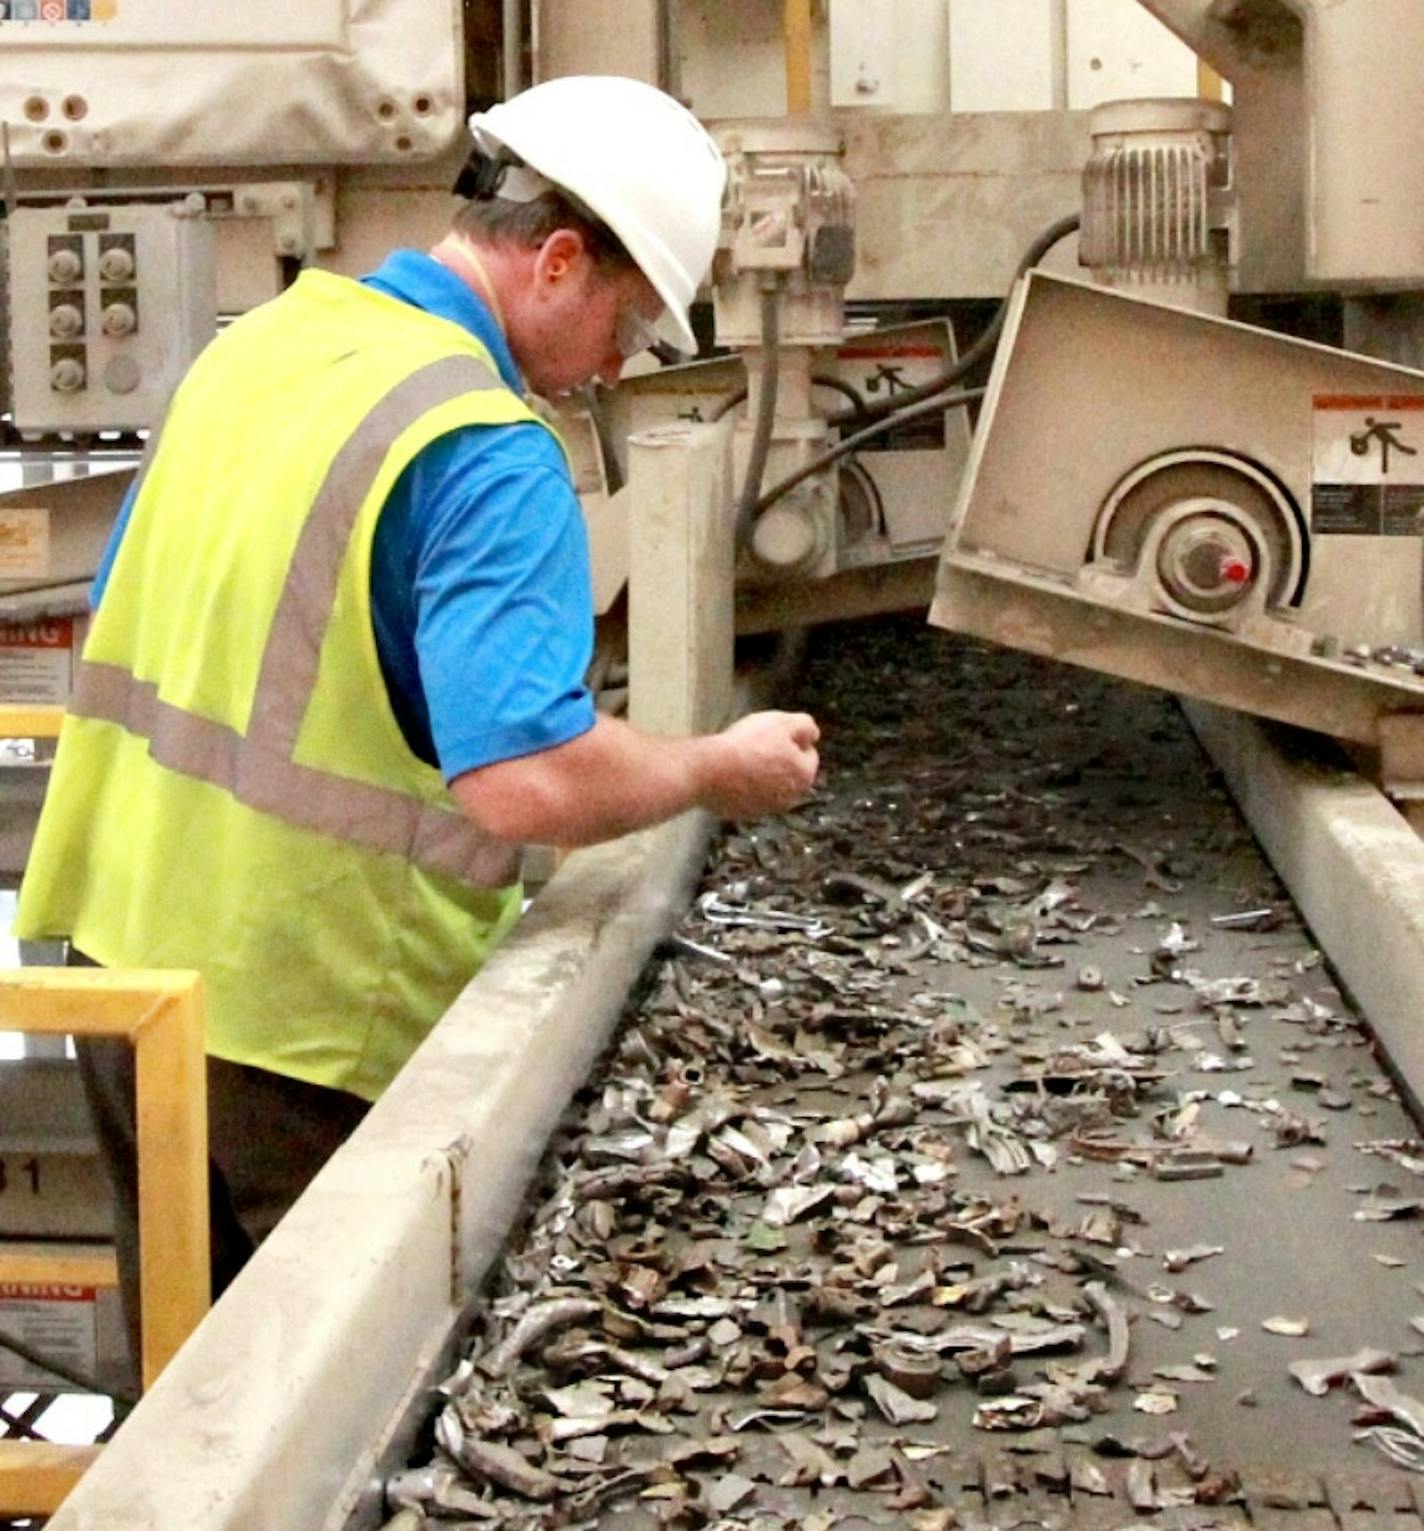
[94,251,598,781]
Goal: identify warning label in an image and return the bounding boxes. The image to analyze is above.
[0,1283,98,1390]
[0,617,75,705]
[1312,393,1424,535]
[835,343,947,453]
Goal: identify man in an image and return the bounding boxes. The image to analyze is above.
[15,75,819,1357]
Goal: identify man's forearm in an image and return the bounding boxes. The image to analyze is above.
[452,707,820,847]
[450,714,718,846]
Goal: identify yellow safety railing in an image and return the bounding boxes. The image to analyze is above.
[0,705,65,740]
[0,968,209,1516]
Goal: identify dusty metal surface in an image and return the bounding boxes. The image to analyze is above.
[390,616,1424,1529]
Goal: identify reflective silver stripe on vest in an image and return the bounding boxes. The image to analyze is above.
[71,354,524,891]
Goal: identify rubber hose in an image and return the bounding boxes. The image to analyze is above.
[733,284,782,550]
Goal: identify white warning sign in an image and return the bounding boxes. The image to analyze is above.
[1312,393,1424,535]
[0,617,75,705]
[0,1282,98,1390]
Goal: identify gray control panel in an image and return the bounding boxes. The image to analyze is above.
[5,200,217,436]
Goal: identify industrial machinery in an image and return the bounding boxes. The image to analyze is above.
[8,0,1424,1523]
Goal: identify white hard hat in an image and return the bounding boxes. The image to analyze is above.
[467,76,726,355]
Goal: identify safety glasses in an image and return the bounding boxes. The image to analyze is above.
[615,302,661,359]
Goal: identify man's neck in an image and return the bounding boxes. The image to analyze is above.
[430,235,510,335]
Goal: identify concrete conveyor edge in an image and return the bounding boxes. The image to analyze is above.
[1186,700,1424,1108]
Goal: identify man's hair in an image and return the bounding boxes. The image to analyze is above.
[452,190,636,270]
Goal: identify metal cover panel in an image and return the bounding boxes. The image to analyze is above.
[931,273,1424,744]
[944,272,1424,644]
[0,0,463,166]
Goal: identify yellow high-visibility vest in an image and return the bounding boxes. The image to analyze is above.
[17,271,555,1100]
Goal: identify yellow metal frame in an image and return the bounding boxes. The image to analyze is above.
[783,0,813,115]
[0,968,209,1516]
[0,705,64,740]
[0,1442,102,1514]
[1197,59,1225,103]
[0,1246,118,1289]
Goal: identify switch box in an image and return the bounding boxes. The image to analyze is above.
[4,201,217,436]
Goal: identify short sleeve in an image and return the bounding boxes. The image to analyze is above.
[405,423,598,781]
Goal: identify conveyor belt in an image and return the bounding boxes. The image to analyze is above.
[382,618,1424,1529]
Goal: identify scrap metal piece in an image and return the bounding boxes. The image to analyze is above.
[1358,1425,1424,1473]
[1354,1197,1424,1222]
[1153,1157,1225,1182]
[973,1396,1045,1431]
[1081,1281,1130,1384]
[707,1473,757,1514]
[1076,965,1105,992]
[873,1340,944,1398]
[662,933,735,967]
[1356,1139,1424,1176]
[1353,1372,1424,1437]
[1211,909,1276,929]
[434,1410,561,1501]
[762,1184,835,1226]
[866,1374,938,1425]
[479,1298,604,1377]
[386,1464,500,1520]
[777,1432,840,1488]
[379,1511,428,1531]
[699,893,831,938]
[1289,1349,1395,1397]
[1163,1244,1224,1273]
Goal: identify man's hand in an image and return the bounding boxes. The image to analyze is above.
[699,710,820,819]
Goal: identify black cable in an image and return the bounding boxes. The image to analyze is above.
[710,373,864,426]
[809,374,866,413]
[752,386,985,519]
[742,211,1080,527]
[826,212,1082,432]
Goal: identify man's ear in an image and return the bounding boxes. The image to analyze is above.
[534,228,588,288]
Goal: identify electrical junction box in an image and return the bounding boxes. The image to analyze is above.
[5,201,217,436]
[0,0,463,167]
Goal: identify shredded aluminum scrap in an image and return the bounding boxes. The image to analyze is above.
[384,619,1424,1529]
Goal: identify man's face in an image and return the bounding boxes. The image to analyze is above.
[515,235,663,399]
